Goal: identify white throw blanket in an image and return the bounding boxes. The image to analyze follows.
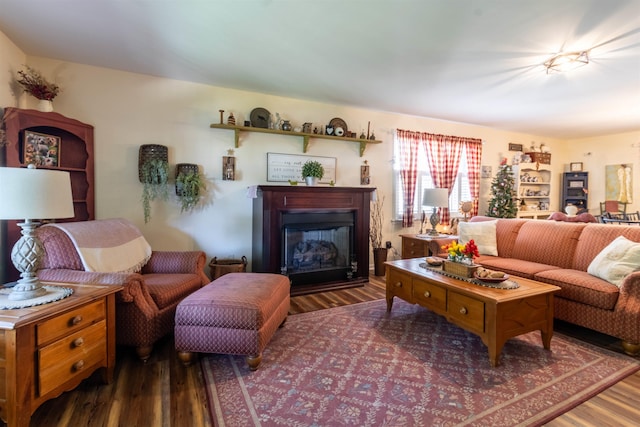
[45,218,152,273]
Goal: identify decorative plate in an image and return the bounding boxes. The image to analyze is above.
[329,117,348,135]
[474,272,509,283]
[250,107,270,128]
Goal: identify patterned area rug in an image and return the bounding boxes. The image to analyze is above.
[200,299,640,426]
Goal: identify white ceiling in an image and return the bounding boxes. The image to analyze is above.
[1,0,639,139]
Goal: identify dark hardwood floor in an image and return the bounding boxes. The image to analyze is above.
[10,274,640,426]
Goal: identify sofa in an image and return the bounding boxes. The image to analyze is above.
[34,219,209,362]
[457,216,640,355]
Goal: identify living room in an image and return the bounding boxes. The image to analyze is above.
[1,1,639,426]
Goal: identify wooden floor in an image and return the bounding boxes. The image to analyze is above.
[9,274,640,427]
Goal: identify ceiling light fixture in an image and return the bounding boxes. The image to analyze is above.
[544,51,589,74]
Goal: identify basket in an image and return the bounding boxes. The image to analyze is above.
[525,152,551,165]
[209,256,247,279]
[442,260,479,278]
[138,144,168,183]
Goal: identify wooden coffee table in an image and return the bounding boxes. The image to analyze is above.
[385,258,560,367]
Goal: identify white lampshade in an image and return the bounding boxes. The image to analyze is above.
[0,166,75,220]
[422,188,449,208]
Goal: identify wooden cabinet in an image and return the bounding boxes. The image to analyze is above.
[561,172,588,212]
[0,108,94,283]
[210,123,382,157]
[400,234,457,259]
[514,163,552,218]
[0,283,120,427]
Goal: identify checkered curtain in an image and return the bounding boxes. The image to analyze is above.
[396,129,420,227]
[423,134,463,224]
[464,139,483,217]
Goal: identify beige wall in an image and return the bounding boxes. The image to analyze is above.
[1,30,637,271]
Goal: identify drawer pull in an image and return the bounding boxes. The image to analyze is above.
[72,360,85,371]
[459,307,468,315]
[70,315,83,326]
[394,281,403,288]
[424,291,431,298]
[73,337,84,348]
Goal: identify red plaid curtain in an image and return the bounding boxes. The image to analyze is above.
[396,129,420,227]
[423,134,463,224]
[464,139,483,217]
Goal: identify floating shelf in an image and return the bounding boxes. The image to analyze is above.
[209,123,382,157]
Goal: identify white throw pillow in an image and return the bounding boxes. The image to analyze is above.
[458,220,498,256]
[587,236,640,287]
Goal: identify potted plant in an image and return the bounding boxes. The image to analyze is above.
[16,65,60,112]
[175,164,205,212]
[369,192,387,276]
[140,158,170,223]
[301,160,324,186]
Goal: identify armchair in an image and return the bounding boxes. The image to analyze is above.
[35,219,208,362]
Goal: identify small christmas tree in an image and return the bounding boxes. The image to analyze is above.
[487,162,518,218]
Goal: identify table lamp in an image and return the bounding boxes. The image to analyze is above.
[422,188,449,236]
[0,165,74,301]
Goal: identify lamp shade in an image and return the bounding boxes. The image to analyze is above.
[0,166,75,220]
[422,188,449,208]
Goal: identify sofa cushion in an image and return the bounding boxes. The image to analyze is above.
[511,221,586,269]
[534,269,619,310]
[587,236,640,287]
[573,224,640,272]
[469,216,527,258]
[144,273,203,309]
[458,220,498,256]
[474,256,560,279]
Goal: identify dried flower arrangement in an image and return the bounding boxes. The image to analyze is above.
[16,65,60,100]
[369,192,385,249]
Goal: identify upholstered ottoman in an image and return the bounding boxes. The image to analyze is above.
[175,272,290,370]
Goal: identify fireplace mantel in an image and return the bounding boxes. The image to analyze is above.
[252,185,375,295]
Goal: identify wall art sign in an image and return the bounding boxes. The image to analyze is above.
[267,153,336,183]
[508,143,523,152]
[23,130,60,167]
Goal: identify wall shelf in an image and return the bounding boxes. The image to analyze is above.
[210,123,382,157]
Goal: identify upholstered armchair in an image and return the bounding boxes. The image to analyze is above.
[35,219,209,362]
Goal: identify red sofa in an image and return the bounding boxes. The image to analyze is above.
[466,216,640,355]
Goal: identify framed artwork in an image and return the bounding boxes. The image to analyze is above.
[569,180,584,188]
[570,162,583,172]
[360,165,370,185]
[222,156,235,180]
[23,131,60,167]
[508,143,523,152]
[267,153,336,183]
[605,164,633,203]
[481,165,492,178]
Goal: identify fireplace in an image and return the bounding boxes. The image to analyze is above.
[252,186,375,296]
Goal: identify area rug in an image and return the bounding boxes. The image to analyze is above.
[200,299,640,426]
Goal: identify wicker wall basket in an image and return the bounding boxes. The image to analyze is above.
[138,144,168,183]
[442,260,479,278]
[175,163,199,196]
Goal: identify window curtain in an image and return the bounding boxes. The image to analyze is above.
[423,134,463,224]
[396,129,420,227]
[464,139,483,217]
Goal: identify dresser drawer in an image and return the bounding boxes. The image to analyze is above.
[38,320,107,396]
[447,292,485,334]
[413,278,447,311]
[387,269,413,302]
[37,300,105,345]
[402,239,426,259]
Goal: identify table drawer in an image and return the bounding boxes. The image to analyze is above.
[447,291,485,334]
[38,320,106,396]
[402,239,426,259]
[387,269,413,302]
[37,300,105,345]
[413,278,447,311]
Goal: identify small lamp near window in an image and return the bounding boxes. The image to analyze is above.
[0,165,74,301]
[422,188,449,236]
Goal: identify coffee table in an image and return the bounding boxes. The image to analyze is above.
[385,258,560,367]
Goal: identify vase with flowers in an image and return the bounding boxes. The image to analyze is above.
[16,65,60,112]
[441,239,480,277]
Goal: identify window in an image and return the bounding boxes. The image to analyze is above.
[393,139,471,221]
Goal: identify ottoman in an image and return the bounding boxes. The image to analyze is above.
[175,272,290,370]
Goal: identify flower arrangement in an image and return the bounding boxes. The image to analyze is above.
[16,65,60,100]
[442,239,479,263]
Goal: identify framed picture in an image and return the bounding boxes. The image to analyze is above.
[267,153,336,184]
[360,165,370,185]
[481,165,492,178]
[570,162,583,172]
[222,156,235,180]
[569,180,584,188]
[508,143,523,152]
[23,131,60,167]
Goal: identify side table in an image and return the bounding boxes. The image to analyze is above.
[400,234,458,259]
[0,283,121,427]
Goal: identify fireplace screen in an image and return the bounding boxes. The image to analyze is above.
[282,212,355,285]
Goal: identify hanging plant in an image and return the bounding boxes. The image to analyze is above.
[140,158,170,223]
[175,164,205,212]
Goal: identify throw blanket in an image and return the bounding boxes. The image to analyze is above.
[45,218,152,273]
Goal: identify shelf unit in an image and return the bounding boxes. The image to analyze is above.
[1,108,94,283]
[561,172,588,211]
[513,162,552,218]
[210,123,382,157]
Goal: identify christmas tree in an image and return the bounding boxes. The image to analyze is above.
[487,162,518,218]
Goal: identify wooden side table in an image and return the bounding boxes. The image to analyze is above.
[0,283,121,427]
[400,234,458,259]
